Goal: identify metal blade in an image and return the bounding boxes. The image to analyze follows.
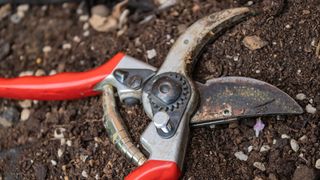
[191,77,303,127]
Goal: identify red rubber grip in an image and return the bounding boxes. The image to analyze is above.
[125,160,181,180]
[0,53,125,100]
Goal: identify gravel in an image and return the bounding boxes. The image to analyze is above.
[234,151,248,161]
[290,139,299,152]
[253,162,266,171]
[305,104,317,114]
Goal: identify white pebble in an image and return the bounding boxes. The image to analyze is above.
[83,22,89,30]
[58,149,63,158]
[315,159,320,169]
[73,36,81,43]
[62,43,72,50]
[209,124,216,129]
[54,128,66,139]
[253,162,266,171]
[306,104,317,114]
[281,134,290,139]
[290,139,299,152]
[247,1,254,6]
[273,139,277,144]
[80,154,88,162]
[66,140,72,147]
[296,93,306,100]
[147,49,157,59]
[35,69,46,76]
[79,15,89,22]
[10,14,22,24]
[255,70,261,74]
[20,108,31,121]
[83,30,90,37]
[49,70,57,76]
[42,46,52,53]
[51,160,57,166]
[285,24,291,29]
[233,55,239,61]
[17,4,29,12]
[260,145,271,152]
[19,71,33,77]
[234,151,248,161]
[299,135,307,141]
[95,174,100,180]
[19,100,32,108]
[248,145,253,153]
[82,170,89,178]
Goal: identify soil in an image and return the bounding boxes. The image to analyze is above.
[0,0,320,179]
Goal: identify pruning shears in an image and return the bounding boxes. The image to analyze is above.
[0,7,303,180]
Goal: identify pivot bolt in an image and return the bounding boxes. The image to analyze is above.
[153,111,172,134]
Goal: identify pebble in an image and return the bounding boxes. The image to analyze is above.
[260,145,271,152]
[234,151,248,161]
[83,22,89,30]
[242,35,268,50]
[10,14,22,24]
[20,108,31,121]
[83,31,90,37]
[19,100,32,108]
[305,104,317,114]
[82,170,89,178]
[73,36,81,43]
[299,135,307,141]
[281,134,290,139]
[91,5,110,17]
[19,70,33,77]
[42,46,52,53]
[247,1,254,6]
[49,70,57,76]
[62,43,72,50]
[0,4,11,21]
[302,10,311,15]
[285,24,291,29]
[54,128,66,139]
[80,154,88,162]
[66,140,72,147]
[147,49,157,59]
[0,107,20,127]
[79,15,89,22]
[296,93,306,100]
[58,149,63,158]
[89,14,117,32]
[315,159,320,169]
[51,160,57,166]
[17,4,29,12]
[248,145,253,153]
[0,41,10,60]
[253,162,266,171]
[35,69,46,76]
[290,139,299,152]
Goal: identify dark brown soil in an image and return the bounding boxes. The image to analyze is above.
[1,0,320,179]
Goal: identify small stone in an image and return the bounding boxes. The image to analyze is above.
[58,149,63,158]
[19,100,32,108]
[19,70,33,77]
[0,4,11,21]
[35,69,46,76]
[17,4,29,12]
[10,14,22,24]
[91,5,110,17]
[247,1,254,6]
[290,139,299,152]
[62,43,72,50]
[82,170,88,178]
[242,35,268,50]
[95,174,100,180]
[147,49,157,59]
[209,124,215,129]
[51,160,57,166]
[79,15,89,22]
[49,70,57,76]
[83,31,90,37]
[73,36,81,43]
[20,108,31,121]
[281,134,290,139]
[54,128,66,139]
[285,24,291,29]
[296,93,307,100]
[248,145,253,153]
[306,104,317,114]
[66,140,72,147]
[89,15,117,32]
[83,22,89,30]
[253,162,266,171]
[0,107,20,127]
[260,145,271,152]
[80,154,88,162]
[273,139,277,144]
[315,159,320,169]
[192,4,200,13]
[42,46,52,53]
[299,135,307,141]
[234,151,248,161]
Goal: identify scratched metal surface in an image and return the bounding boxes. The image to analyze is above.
[191,76,303,126]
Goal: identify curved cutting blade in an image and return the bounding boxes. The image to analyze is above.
[191,77,303,127]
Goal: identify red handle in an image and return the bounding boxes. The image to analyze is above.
[125,160,181,180]
[0,53,125,100]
